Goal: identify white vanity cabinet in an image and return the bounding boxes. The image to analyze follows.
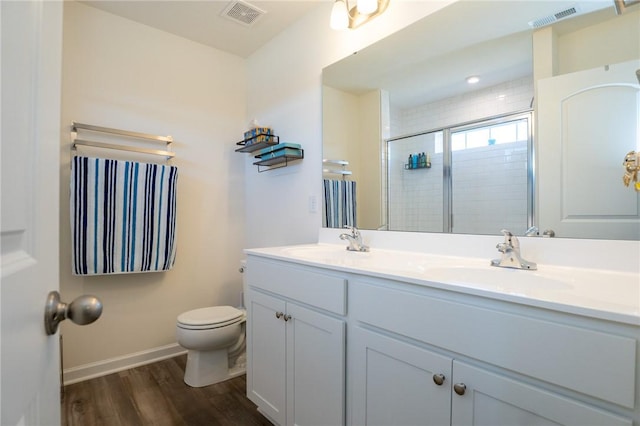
[243,250,639,426]
[349,277,636,426]
[244,256,346,426]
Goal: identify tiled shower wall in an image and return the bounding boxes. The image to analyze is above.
[388,77,533,234]
[394,76,534,137]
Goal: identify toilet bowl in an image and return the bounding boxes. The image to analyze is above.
[176,305,246,387]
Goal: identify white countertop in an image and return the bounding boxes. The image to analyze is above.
[245,231,640,326]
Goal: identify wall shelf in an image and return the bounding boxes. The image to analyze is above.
[235,131,303,172]
[253,150,304,172]
[235,134,280,153]
[404,162,431,170]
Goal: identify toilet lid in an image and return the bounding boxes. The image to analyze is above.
[177,306,244,327]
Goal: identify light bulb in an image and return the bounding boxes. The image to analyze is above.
[357,0,377,15]
[330,0,349,30]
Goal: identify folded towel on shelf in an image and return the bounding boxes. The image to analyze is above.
[323,179,356,229]
[70,156,178,275]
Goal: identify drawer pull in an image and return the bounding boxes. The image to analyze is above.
[432,374,445,386]
[454,383,466,396]
[283,314,292,321]
[275,311,284,319]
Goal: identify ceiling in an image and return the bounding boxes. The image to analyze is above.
[81,0,322,58]
[323,1,617,109]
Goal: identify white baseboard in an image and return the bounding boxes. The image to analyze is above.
[62,343,187,385]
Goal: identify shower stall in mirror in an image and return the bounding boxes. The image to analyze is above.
[386,112,533,234]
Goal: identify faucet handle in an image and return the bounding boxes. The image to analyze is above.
[344,225,359,238]
[500,229,519,249]
[500,229,513,237]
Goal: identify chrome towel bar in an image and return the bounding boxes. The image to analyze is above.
[71,121,175,160]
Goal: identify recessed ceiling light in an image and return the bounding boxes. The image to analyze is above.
[466,76,480,84]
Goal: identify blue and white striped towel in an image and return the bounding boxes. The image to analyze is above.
[323,179,356,229]
[70,156,178,275]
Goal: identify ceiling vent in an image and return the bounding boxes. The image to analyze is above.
[221,0,266,27]
[527,2,610,28]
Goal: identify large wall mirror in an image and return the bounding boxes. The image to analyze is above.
[322,0,640,240]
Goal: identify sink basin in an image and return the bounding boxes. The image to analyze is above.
[277,244,436,274]
[423,265,573,292]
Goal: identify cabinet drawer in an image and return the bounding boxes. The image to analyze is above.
[246,256,346,315]
[350,279,637,408]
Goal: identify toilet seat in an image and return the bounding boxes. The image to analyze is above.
[177,306,245,330]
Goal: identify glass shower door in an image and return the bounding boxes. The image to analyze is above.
[387,130,444,232]
[450,114,532,235]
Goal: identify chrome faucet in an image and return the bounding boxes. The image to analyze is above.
[491,229,537,270]
[339,226,370,252]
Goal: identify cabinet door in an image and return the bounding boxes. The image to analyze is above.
[246,290,287,426]
[286,303,346,426]
[350,327,452,426]
[451,361,632,426]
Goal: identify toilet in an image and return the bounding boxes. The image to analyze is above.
[176,305,246,387]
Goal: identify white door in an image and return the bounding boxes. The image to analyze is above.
[286,303,345,426]
[245,290,287,426]
[537,60,640,239]
[350,327,452,426]
[451,361,632,426]
[1,1,64,424]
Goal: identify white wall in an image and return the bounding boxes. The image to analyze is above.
[243,1,455,249]
[60,2,246,372]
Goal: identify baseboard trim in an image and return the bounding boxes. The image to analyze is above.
[63,343,187,385]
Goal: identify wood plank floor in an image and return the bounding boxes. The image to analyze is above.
[62,355,272,426]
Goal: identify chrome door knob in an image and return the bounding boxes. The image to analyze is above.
[453,383,467,396]
[44,291,103,335]
[283,314,292,321]
[275,311,284,319]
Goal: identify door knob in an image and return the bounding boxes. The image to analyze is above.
[44,291,103,335]
[453,383,467,395]
[432,373,445,386]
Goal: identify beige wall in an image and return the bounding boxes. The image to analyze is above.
[60,2,247,370]
[322,87,382,229]
[533,9,640,79]
[557,9,639,75]
[357,91,383,230]
[322,86,359,174]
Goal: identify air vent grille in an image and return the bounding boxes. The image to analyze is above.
[221,0,266,26]
[555,6,577,19]
[528,4,581,28]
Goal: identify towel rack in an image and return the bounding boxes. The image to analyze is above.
[71,121,175,160]
[323,159,352,179]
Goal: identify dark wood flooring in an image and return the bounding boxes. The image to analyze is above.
[62,355,272,426]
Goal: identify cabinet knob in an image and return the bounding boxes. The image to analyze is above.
[453,383,466,396]
[283,314,292,321]
[275,311,284,319]
[432,374,445,386]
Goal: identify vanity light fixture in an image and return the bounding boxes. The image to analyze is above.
[466,76,480,84]
[330,0,390,30]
